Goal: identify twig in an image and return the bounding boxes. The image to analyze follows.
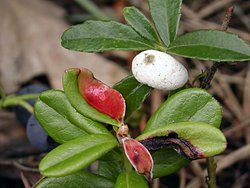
[216,144,250,172]
[197,0,235,19]
[152,178,160,188]
[206,157,217,188]
[243,64,250,144]
[199,6,234,188]
[74,0,110,20]
[221,6,234,31]
[190,161,206,187]
[187,144,250,188]
[179,168,186,188]
[200,62,223,89]
[234,5,250,31]
[224,118,250,137]
[0,159,39,172]
[20,172,31,188]
[1,94,39,113]
[200,6,234,89]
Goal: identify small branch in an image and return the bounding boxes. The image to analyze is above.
[1,93,40,113]
[200,6,234,188]
[221,6,234,31]
[74,0,110,20]
[200,6,234,89]
[0,159,39,172]
[200,62,224,89]
[187,144,250,188]
[18,101,34,113]
[206,157,217,188]
[20,172,32,188]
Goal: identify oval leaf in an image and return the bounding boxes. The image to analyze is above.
[36,171,114,188]
[144,88,222,133]
[113,74,152,120]
[36,90,111,142]
[98,150,124,182]
[78,68,125,123]
[39,134,118,177]
[98,160,123,182]
[123,7,159,43]
[138,122,227,158]
[148,0,182,46]
[123,138,153,181]
[63,69,120,126]
[61,20,153,52]
[152,148,189,178]
[168,30,250,62]
[114,171,148,188]
[35,92,87,144]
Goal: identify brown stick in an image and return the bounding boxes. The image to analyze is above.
[187,144,250,188]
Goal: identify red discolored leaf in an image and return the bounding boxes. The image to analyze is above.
[123,138,153,181]
[78,68,126,123]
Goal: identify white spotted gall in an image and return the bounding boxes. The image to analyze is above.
[132,50,188,90]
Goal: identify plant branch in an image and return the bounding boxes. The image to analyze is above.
[206,157,217,188]
[1,94,40,113]
[202,6,234,188]
[74,0,110,20]
[200,6,234,89]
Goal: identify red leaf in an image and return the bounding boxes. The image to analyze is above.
[78,68,125,123]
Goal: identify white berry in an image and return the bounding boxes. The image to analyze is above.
[132,50,188,91]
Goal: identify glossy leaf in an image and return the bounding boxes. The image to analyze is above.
[113,74,152,120]
[168,30,250,61]
[152,148,189,178]
[98,161,123,182]
[144,88,222,133]
[78,68,125,122]
[39,134,118,177]
[35,91,86,144]
[63,69,120,126]
[98,150,124,182]
[35,90,111,143]
[36,171,114,188]
[138,122,227,158]
[114,171,148,188]
[123,7,159,43]
[148,0,182,46]
[123,138,153,180]
[61,20,154,52]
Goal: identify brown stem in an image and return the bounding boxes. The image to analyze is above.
[203,6,234,188]
[200,6,234,89]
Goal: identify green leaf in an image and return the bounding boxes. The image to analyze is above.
[63,69,120,126]
[123,7,159,43]
[152,148,189,178]
[113,74,152,120]
[39,134,118,177]
[148,0,182,46]
[98,161,123,182]
[138,121,227,158]
[98,150,124,182]
[144,88,222,133]
[114,171,148,188]
[61,20,154,52]
[35,91,87,144]
[36,171,114,188]
[167,30,250,62]
[35,90,111,144]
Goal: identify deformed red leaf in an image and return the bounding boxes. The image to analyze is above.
[78,68,126,123]
[123,137,153,181]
